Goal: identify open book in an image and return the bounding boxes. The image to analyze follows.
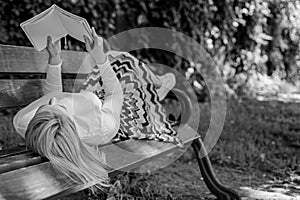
[21,4,92,51]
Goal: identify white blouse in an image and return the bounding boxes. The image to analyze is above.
[13,57,123,146]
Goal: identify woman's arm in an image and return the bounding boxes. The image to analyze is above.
[97,59,123,130]
[84,28,123,134]
[44,36,63,94]
[13,37,63,137]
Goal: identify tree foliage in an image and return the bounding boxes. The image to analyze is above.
[1,0,299,98]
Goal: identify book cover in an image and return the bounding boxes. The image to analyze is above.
[21,4,92,51]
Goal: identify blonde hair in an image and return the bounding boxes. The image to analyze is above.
[25,105,110,190]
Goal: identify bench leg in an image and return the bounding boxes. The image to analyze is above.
[191,138,241,200]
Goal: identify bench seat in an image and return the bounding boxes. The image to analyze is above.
[0,125,198,200]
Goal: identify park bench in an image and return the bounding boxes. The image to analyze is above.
[0,44,240,200]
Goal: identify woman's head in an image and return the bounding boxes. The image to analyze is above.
[25,103,75,157]
[25,101,110,189]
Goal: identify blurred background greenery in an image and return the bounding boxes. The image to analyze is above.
[1,0,300,100]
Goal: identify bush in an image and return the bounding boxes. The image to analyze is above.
[1,0,299,97]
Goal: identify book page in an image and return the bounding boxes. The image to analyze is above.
[58,13,92,42]
[21,5,54,27]
[23,10,67,51]
[54,5,92,40]
[55,5,86,21]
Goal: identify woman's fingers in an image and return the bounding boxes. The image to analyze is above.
[91,27,103,47]
[84,35,92,52]
[92,27,97,40]
[46,36,62,64]
[46,36,60,51]
[87,27,106,63]
[92,27,98,46]
[96,36,103,47]
[54,39,61,50]
[86,27,103,52]
[47,36,52,49]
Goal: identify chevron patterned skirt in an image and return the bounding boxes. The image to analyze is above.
[81,51,182,146]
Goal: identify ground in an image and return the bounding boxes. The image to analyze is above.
[1,98,300,199]
[61,149,300,200]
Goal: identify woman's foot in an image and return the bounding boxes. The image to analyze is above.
[156,73,176,101]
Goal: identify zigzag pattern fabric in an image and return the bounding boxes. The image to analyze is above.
[81,51,182,146]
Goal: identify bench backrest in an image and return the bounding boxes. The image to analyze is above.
[0,44,95,109]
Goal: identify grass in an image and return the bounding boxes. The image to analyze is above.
[1,97,299,199]
[210,98,300,174]
[0,108,25,149]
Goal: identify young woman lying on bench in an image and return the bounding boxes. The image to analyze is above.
[13,27,180,190]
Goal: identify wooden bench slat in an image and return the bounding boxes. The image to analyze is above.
[0,162,81,200]
[0,152,48,174]
[0,125,198,200]
[0,79,85,108]
[0,45,94,73]
[0,146,27,158]
[0,125,197,173]
[97,125,198,173]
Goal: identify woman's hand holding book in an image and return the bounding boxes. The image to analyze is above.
[46,36,62,65]
[84,27,107,65]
